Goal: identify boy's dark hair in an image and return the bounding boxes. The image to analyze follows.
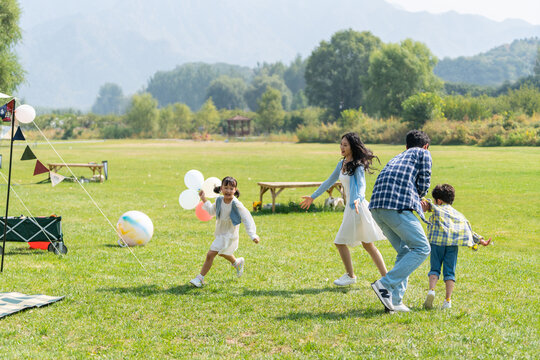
[214,176,240,198]
[406,130,430,149]
[341,132,379,175]
[432,184,455,205]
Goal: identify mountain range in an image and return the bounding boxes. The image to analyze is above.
[15,0,540,110]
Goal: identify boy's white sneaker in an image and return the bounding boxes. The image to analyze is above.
[234,257,245,277]
[334,273,357,286]
[189,276,204,288]
[424,290,435,309]
[371,279,394,311]
[442,300,452,309]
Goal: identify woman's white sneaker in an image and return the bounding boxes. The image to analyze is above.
[333,273,357,286]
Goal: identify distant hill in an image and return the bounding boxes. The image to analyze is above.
[15,0,540,109]
[434,38,540,86]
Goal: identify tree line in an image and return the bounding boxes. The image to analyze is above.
[1,0,539,146]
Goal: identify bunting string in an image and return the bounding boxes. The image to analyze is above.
[27,121,148,272]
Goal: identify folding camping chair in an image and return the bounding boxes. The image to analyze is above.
[0,216,67,255]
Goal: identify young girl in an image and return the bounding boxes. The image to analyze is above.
[189,176,260,288]
[300,132,387,286]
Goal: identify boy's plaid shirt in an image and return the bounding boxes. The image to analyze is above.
[369,147,432,221]
[427,201,483,246]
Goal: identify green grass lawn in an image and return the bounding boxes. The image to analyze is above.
[0,140,538,359]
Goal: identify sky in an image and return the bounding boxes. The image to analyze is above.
[386,0,540,25]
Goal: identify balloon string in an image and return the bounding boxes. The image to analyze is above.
[31,122,148,272]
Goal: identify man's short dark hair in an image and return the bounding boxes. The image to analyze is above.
[432,184,455,205]
[406,130,430,149]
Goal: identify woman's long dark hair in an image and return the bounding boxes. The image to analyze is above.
[341,132,378,175]
[213,176,241,198]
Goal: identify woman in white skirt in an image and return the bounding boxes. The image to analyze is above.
[300,132,387,286]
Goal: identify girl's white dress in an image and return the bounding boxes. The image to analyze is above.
[203,199,258,255]
[334,171,386,247]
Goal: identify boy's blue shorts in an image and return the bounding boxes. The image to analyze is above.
[428,244,458,282]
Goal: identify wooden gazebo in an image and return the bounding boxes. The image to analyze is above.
[226,115,251,137]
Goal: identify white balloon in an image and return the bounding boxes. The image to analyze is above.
[201,177,221,198]
[179,189,199,210]
[184,169,204,191]
[15,104,36,124]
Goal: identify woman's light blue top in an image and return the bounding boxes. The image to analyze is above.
[311,159,366,209]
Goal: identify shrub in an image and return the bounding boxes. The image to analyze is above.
[402,92,444,128]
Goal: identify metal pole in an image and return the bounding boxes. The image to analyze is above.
[1,99,16,272]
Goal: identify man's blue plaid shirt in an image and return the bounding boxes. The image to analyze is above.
[369,147,432,221]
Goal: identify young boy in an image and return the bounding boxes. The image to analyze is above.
[421,184,491,309]
[369,130,432,312]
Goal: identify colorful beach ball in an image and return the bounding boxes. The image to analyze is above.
[116,211,154,246]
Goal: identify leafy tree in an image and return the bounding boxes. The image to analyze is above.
[401,92,444,128]
[256,88,284,133]
[206,76,247,110]
[146,62,253,110]
[291,90,308,110]
[254,61,287,78]
[157,105,175,137]
[305,29,382,116]
[171,103,193,133]
[507,85,540,116]
[146,63,217,110]
[338,108,366,129]
[245,75,292,111]
[366,39,442,117]
[534,46,540,79]
[125,93,159,137]
[0,0,24,93]
[91,83,126,115]
[194,98,220,133]
[283,55,307,94]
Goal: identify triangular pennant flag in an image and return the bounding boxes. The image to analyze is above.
[13,127,25,141]
[1,99,14,122]
[33,160,49,176]
[50,171,65,186]
[21,145,37,161]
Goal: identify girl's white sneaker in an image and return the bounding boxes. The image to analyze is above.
[189,277,204,288]
[334,273,357,286]
[234,257,245,277]
[442,300,452,309]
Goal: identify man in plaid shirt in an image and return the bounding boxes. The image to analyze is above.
[422,184,491,310]
[369,130,432,312]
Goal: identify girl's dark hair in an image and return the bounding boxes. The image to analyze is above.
[341,132,378,175]
[432,184,455,205]
[213,176,240,198]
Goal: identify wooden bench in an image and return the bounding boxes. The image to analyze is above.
[257,181,344,213]
[47,163,105,183]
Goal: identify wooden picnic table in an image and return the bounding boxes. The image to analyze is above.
[47,163,105,183]
[258,181,344,213]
